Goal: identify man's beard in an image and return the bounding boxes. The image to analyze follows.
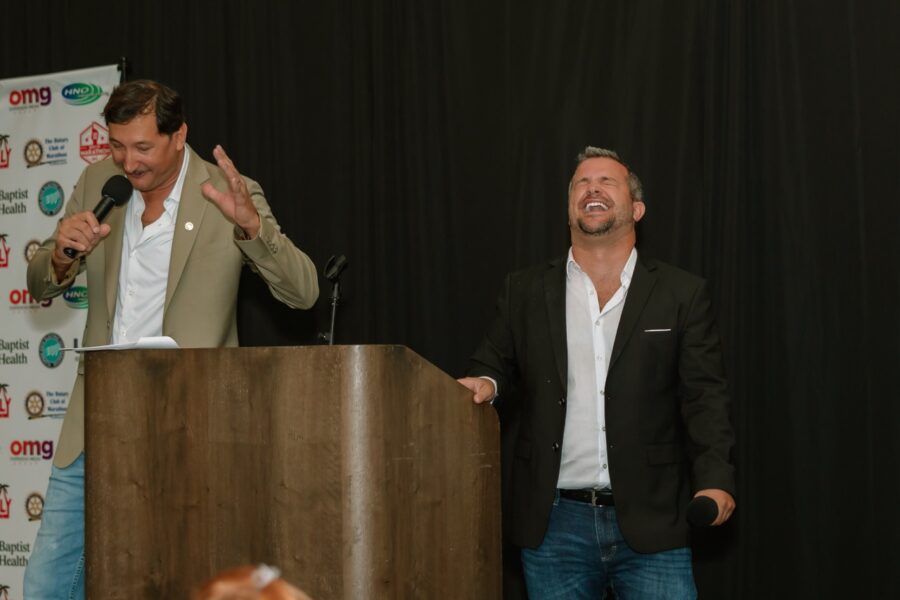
[577,216,616,236]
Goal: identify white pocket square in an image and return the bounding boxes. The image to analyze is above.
[643,328,672,332]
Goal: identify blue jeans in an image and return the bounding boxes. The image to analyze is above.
[521,493,696,599]
[24,453,86,600]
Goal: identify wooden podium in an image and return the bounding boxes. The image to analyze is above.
[83,345,500,599]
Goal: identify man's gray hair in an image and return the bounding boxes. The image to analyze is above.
[573,146,644,202]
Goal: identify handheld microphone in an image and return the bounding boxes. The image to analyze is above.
[686,495,719,527]
[63,175,133,258]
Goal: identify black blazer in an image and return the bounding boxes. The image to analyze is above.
[469,253,736,553]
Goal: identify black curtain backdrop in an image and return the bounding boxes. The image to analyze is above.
[3,1,898,597]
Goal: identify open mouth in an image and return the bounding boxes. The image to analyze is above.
[584,200,610,212]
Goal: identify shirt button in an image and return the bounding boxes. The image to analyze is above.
[602,464,607,470]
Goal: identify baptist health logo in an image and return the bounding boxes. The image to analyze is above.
[61,82,103,106]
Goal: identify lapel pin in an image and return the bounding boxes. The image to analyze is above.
[184,222,194,231]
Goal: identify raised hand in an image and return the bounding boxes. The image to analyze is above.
[200,145,261,239]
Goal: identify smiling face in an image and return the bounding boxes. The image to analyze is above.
[108,111,186,196]
[567,156,644,242]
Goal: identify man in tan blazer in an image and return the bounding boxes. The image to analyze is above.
[24,80,319,600]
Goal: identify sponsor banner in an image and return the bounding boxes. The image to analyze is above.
[0,64,119,593]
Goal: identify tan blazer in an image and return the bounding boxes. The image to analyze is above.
[27,146,319,468]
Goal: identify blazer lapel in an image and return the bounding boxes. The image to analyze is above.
[544,258,568,389]
[103,187,127,328]
[609,256,658,372]
[165,147,209,311]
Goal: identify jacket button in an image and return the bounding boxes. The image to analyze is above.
[552,442,560,452]
[558,397,566,405]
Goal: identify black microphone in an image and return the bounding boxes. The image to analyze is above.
[324,254,349,282]
[686,495,719,527]
[63,175,133,258]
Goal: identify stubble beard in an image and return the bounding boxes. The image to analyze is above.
[577,216,616,236]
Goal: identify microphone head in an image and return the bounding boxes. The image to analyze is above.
[324,255,349,282]
[687,495,719,527]
[102,175,133,206]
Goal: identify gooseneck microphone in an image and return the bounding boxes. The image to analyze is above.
[319,255,349,345]
[686,495,719,527]
[63,175,133,258]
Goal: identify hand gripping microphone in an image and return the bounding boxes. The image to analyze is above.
[63,175,133,258]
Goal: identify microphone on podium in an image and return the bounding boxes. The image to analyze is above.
[63,175,133,258]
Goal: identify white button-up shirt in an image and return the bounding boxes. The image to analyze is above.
[557,246,637,490]
[111,151,189,344]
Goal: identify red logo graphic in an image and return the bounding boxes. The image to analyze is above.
[8,288,51,308]
[0,234,9,268]
[79,122,110,164]
[0,384,10,418]
[0,134,10,168]
[9,86,51,107]
[0,484,11,519]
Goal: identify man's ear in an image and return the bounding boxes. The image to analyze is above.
[633,200,646,222]
[174,122,188,151]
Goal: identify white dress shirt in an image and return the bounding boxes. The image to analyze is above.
[111,151,189,344]
[556,246,637,490]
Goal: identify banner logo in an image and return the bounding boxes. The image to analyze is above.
[0,188,27,217]
[0,134,10,168]
[24,391,44,418]
[26,390,67,419]
[9,440,54,461]
[61,82,103,106]
[8,86,51,109]
[63,286,89,309]
[25,239,41,263]
[38,333,64,368]
[0,384,11,418]
[0,339,28,366]
[79,122,110,164]
[38,181,64,216]
[9,289,52,309]
[0,539,31,568]
[0,484,11,519]
[26,492,44,521]
[0,234,9,268]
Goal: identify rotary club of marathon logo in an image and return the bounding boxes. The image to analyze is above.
[0,134,10,169]
[23,138,67,168]
[80,121,110,164]
[0,234,10,268]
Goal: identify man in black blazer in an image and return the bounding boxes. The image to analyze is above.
[459,147,735,599]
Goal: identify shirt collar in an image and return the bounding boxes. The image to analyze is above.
[566,246,638,289]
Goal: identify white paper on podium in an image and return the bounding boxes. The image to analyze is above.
[61,336,180,352]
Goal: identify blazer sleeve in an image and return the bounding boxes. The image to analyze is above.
[468,273,519,398]
[678,280,737,497]
[233,179,319,309]
[26,169,90,299]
